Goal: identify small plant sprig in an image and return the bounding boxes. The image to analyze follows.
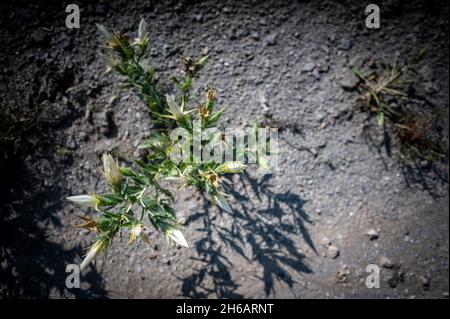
[352,48,447,161]
[67,19,249,270]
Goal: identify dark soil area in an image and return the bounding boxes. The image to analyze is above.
[0,0,448,298]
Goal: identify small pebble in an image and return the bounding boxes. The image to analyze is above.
[367,229,379,240]
[328,245,340,259]
[380,256,394,269]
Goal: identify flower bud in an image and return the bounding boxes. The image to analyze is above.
[166,229,189,248]
[133,18,149,49]
[76,216,99,232]
[96,23,113,42]
[98,51,120,72]
[214,194,232,213]
[95,23,122,49]
[67,194,101,209]
[101,153,123,187]
[138,19,147,41]
[80,237,109,270]
[204,172,220,188]
[218,161,247,174]
[196,55,209,67]
[199,106,210,120]
[206,88,216,102]
[166,94,184,119]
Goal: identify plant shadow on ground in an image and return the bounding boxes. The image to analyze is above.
[0,154,108,298]
[178,171,315,298]
[360,103,449,200]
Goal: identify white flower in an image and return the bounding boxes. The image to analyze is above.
[166,229,189,248]
[218,161,247,174]
[101,153,122,187]
[196,54,209,67]
[166,94,184,119]
[67,194,100,209]
[95,23,121,48]
[98,51,119,73]
[138,19,147,39]
[80,238,108,271]
[95,23,113,41]
[162,95,194,121]
[134,18,149,47]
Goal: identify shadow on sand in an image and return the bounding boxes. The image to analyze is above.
[0,155,107,299]
[178,171,315,298]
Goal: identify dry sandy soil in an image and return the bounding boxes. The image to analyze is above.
[0,0,448,298]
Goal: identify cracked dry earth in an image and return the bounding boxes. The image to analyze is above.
[0,0,448,298]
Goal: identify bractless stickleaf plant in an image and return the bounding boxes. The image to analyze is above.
[67,19,257,270]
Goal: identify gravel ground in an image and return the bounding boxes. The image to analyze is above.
[0,0,448,299]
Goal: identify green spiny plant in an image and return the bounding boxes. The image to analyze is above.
[67,19,253,270]
[352,48,447,161]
